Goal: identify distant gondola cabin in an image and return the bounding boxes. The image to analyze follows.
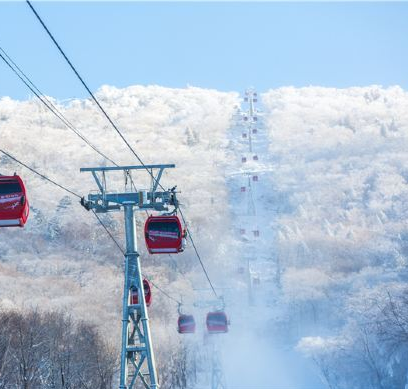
[206,311,229,334]
[130,279,152,307]
[178,314,196,334]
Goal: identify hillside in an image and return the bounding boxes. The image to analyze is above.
[1,84,408,388]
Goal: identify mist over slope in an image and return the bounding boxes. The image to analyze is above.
[261,85,408,388]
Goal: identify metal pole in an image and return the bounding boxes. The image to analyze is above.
[119,244,130,388]
[119,204,134,389]
[247,257,254,306]
[129,205,159,388]
[80,164,175,389]
[248,94,254,153]
[249,93,254,118]
[120,203,159,389]
[248,122,253,154]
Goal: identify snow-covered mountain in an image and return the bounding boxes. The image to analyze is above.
[2,84,408,388]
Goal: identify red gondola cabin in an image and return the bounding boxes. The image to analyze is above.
[130,279,152,307]
[145,215,185,254]
[0,175,29,227]
[206,311,229,334]
[178,314,196,334]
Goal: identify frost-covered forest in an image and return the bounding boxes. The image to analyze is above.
[1,85,408,388]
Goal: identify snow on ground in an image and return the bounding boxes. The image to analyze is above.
[260,86,408,389]
[217,93,325,389]
[2,84,408,388]
[0,86,240,371]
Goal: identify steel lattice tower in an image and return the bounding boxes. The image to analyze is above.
[81,164,178,389]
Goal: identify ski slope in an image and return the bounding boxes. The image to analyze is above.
[215,90,325,389]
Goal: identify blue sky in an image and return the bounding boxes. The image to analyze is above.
[0,1,407,100]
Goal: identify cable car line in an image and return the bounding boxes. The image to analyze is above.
[91,210,125,254]
[93,210,182,304]
[0,49,186,306]
[0,46,143,196]
[0,149,81,199]
[147,279,181,305]
[179,207,218,299]
[90,214,182,304]
[25,0,220,303]
[26,0,165,192]
[0,147,181,306]
[0,149,122,252]
[0,47,117,166]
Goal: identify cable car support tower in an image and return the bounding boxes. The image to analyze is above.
[81,164,177,389]
[242,88,260,306]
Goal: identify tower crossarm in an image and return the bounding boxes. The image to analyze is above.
[80,164,177,212]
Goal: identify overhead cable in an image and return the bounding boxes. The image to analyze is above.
[26,0,219,300]
[0,47,117,166]
[26,0,163,189]
[0,148,180,304]
[179,208,218,298]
